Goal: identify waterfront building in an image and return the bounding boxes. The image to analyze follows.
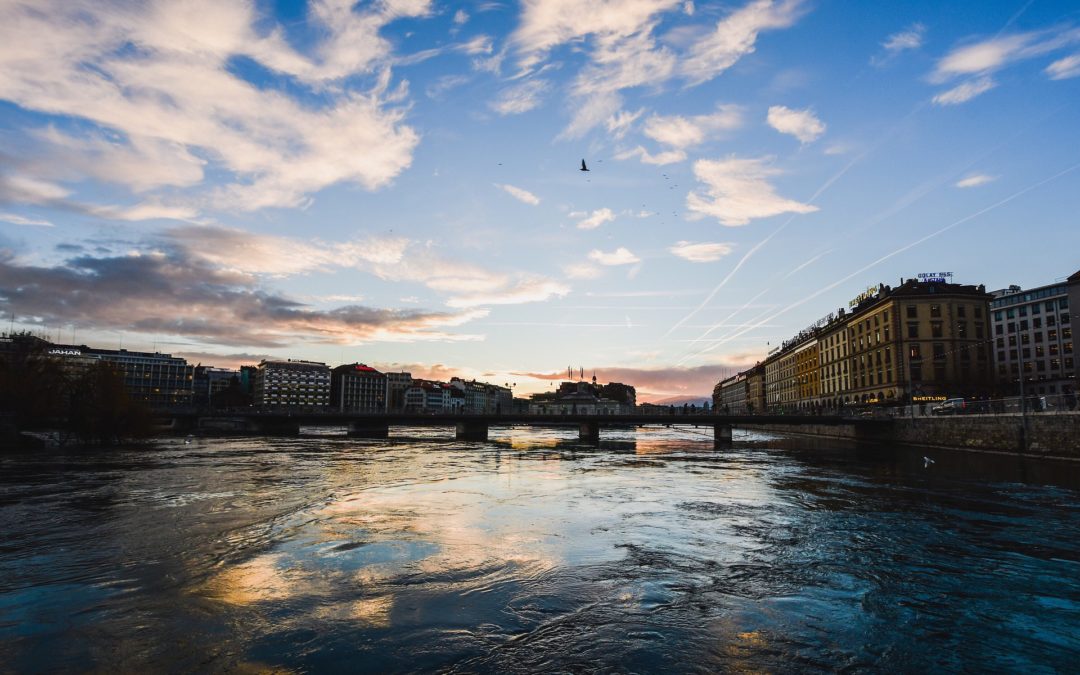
[254,359,331,409]
[85,347,194,408]
[745,364,766,414]
[794,339,820,410]
[331,363,386,412]
[842,278,993,405]
[403,379,454,412]
[715,371,747,413]
[193,366,239,409]
[990,278,1075,397]
[528,381,624,415]
[818,314,851,410]
[1072,270,1080,393]
[385,372,412,412]
[448,378,512,413]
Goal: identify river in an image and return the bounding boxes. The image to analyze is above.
[1,427,1078,672]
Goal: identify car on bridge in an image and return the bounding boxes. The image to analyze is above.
[931,398,966,415]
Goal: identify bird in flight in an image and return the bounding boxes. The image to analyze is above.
[580,159,590,172]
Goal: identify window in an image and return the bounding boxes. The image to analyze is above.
[907,305,917,319]
[934,363,946,381]
[1046,301,1056,312]
[931,304,941,318]
[910,364,922,381]
[932,322,943,338]
[933,343,945,360]
[1064,313,1071,324]
[1034,317,1042,328]
[1009,335,1017,346]
[996,324,1004,335]
[1019,305,1027,317]
[974,307,982,319]
[957,305,966,318]
[1050,343,1060,356]
[975,324,984,339]
[1019,319,1028,331]
[908,324,919,338]
[1035,345,1045,358]
[910,344,922,359]
[1007,308,1015,319]
[1032,303,1041,315]
[1062,297,1070,310]
[994,310,1003,321]
[998,350,1006,362]
[1035,332,1044,343]
[1048,314,1057,326]
[1021,333,1030,345]
[1023,347,1031,359]
[958,322,968,338]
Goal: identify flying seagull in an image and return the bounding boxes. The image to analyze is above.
[580,159,590,172]
[923,456,935,468]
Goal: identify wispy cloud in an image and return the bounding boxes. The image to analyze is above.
[445,277,570,308]
[588,247,641,265]
[563,262,604,279]
[645,105,743,147]
[873,22,926,64]
[490,79,550,114]
[575,207,616,229]
[669,241,734,262]
[1046,53,1080,80]
[0,0,427,217]
[620,105,743,164]
[686,156,818,226]
[932,77,996,105]
[0,212,54,227]
[681,0,807,86]
[766,105,826,143]
[495,183,541,205]
[929,28,1080,103]
[885,23,926,52]
[164,225,569,310]
[955,173,997,188]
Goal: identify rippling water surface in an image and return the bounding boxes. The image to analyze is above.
[1,426,1078,673]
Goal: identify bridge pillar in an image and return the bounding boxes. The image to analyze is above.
[579,422,600,444]
[456,421,488,442]
[713,424,733,449]
[348,421,390,439]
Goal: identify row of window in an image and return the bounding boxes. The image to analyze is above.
[996,358,1075,374]
[991,288,1068,312]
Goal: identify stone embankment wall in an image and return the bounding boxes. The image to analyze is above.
[743,413,1080,460]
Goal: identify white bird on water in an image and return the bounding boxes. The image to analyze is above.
[923,456,935,468]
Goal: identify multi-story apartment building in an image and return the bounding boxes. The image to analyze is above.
[331,363,387,412]
[794,339,820,410]
[85,347,195,408]
[715,371,747,413]
[817,317,849,410]
[193,366,238,408]
[745,277,996,413]
[844,278,993,405]
[745,364,766,414]
[254,359,331,409]
[990,280,1074,396]
[385,372,412,412]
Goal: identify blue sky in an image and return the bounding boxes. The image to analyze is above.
[0,0,1078,400]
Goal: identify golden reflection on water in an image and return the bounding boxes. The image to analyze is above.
[202,553,295,605]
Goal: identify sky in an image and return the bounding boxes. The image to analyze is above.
[0,0,1078,402]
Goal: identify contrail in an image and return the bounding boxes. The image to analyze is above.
[678,160,1080,364]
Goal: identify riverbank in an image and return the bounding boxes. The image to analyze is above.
[743,411,1080,461]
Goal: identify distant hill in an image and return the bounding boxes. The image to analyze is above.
[646,395,711,407]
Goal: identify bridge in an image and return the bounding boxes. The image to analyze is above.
[168,411,892,448]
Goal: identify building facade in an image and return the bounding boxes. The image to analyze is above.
[990,280,1074,397]
[254,360,331,409]
[331,363,387,412]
